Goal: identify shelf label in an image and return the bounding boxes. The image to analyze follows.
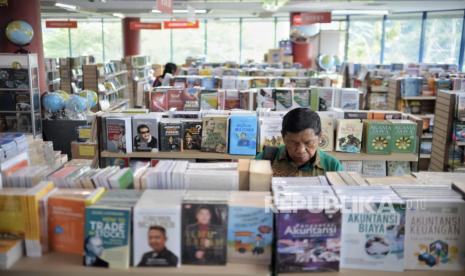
[163,20,199,29]
[45,21,78,28]
[291,12,331,26]
[79,145,95,157]
[130,22,162,30]
[156,0,173,14]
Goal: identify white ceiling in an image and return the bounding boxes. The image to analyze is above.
[41,0,465,19]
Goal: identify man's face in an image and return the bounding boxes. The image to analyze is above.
[148,229,166,252]
[283,128,320,167]
[139,127,151,141]
[196,208,211,225]
[88,236,104,256]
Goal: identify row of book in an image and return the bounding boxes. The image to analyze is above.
[177,65,311,78]
[149,86,360,112]
[0,132,28,161]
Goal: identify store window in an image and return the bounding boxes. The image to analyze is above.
[424,11,463,65]
[41,19,71,58]
[207,19,240,63]
[347,16,383,64]
[384,13,422,64]
[140,24,171,65]
[70,19,104,63]
[241,19,275,63]
[172,22,205,65]
[103,19,123,62]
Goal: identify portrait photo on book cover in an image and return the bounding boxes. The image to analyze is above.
[84,235,109,268]
[134,124,158,151]
[138,225,178,267]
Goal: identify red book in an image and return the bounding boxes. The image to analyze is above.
[150,91,168,112]
[167,88,185,111]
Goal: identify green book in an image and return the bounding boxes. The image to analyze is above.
[364,120,392,154]
[389,120,417,153]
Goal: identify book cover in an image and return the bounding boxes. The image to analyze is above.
[239,90,257,111]
[336,119,363,153]
[387,161,411,176]
[167,88,184,111]
[456,94,465,121]
[276,209,342,273]
[132,115,158,152]
[182,120,202,150]
[258,118,283,151]
[224,90,241,110]
[293,88,311,108]
[319,117,334,152]
[256,88,275,110]
[340,89,360,110]
[200,90,218,110]
[15,94,31,111]
[181,203,228,265]
[228,115,257,155]
[187,77,202,88]
[201,77,218,90]
[390,120,417,153]
[221,77,237,90]
[273,89,293,110]
[362,160,387,177]
[201,116,228,153]
[290,77,310,88]
[251,78,269,88]
[106,117,132,153]
[364,121,392,155]
[84,206,131,269]
[237,78,251,90]
[270,78,284,88]
[184,88,201,111]
[150,90,168,112]
[453,121,465,142]
[341,161,363,173]
[311,88,334,111]
[402,77,422,97]
[159,120,183,152]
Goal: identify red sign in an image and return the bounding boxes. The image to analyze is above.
[163,20,199,29]
[291,12,332,26]
[156,0,173,14]
[130,22,162,30]
[45,21,78,28]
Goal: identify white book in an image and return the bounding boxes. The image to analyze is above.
[184,170,238,190]
[362,160,387,177]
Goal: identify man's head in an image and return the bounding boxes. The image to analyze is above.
[240,132,247,139]
[137,124,151,142]
[195,206,212,225]
[281,108,321,166]
[148,225,167,253]
[85,235,104,257]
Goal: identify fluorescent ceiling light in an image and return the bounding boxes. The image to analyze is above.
[332,10,390,15]
[112,13,124,18]
[151,9,161,13]
[151,9,207,14]
[55,2,78,11]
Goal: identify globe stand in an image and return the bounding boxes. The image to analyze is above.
[14,47,30,54]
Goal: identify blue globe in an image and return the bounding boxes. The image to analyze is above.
[5,20,34,46]
[66,95,88,113]
[42,92,66,112]
[79,90,98,109]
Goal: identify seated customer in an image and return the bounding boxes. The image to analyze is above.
[256,108,343,176]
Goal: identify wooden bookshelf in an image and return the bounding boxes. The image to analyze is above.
[101,150,255,160]
[327,152,418,162]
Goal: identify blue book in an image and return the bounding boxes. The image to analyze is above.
[201,77,217,90]
[228,115,257,155]
[401,77,422,97]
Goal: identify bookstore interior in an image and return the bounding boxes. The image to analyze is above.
[2,0,465,275]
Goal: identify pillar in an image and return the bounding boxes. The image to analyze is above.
[0,0,46,93]
[122,17,140,57]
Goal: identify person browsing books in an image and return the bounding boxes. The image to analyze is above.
[256,108,343,176]
[138,226,178,267]
[153,62,177,87]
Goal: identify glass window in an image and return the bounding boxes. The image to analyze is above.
[172,21,205,65]
[347,16,383,64]
[207,19,240,63]
[276,17,290,47]
[70,19,104,62]
[41,19,71,58]
[140,23,171,65]
[424,11,463,65]
[339,21,347,61]
[103,19,123,62]
[241,19,274,63]
[384,14,422,64]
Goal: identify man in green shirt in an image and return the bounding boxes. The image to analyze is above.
[256,108,343,176]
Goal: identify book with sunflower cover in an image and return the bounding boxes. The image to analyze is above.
[364,120,392,154]
[389,120,417,153]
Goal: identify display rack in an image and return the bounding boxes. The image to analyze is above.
[0,53,42,137]
[125,55,152,108]
[44,58,60,92]
[59,56,89,94]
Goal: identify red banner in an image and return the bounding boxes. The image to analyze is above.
[291,12,332,26]
[45,21,78,28]
[156,0,173,14]
[163,20,199,29]
[130,22,162,30]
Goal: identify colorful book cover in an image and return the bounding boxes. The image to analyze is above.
[224,90,241,110]
[227,206,273,264]
[256,88,275,110]
[387,161,411,176]
[340,201,405,271]
[150,91,168,112]
[201,77,218,90]
[390,120,417,153]
[293,88,311,108]
[159,121,183,152]
[273,89,293,110]
[201,116,228,153]
[258,118,283,151]
[184,87,200,111]
[251,78,269,88]
[270,78,284,88]
[228,115,257,155]
[167,88,184,111]
[364,121,392,155]
[200,90,218,110]
[187,77,202,88]
[276,209,342,273]
[182,120,202,150]
[290,77,310,88]
[319,117,334,152]
[311,87,334,111]
[84,206,131,269]
[132,115,158,152]
[340,89,360,110]
[336,119,363,153]
[239,90,257,111]
[181,202,228,265]
[106,117,132,153]
[453,121,465,142]
[402,77,422,97]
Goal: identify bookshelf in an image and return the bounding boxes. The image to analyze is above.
[327,152,418,162]
[125,55,152,108]
[44,58,60,92]
[59,57,90,94]
[101,150,255,160]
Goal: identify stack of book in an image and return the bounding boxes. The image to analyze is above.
[0,234,23,270]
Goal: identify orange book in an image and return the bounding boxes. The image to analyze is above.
[2,160,28,178]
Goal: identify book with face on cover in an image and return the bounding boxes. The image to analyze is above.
[132,114,159,152]
[105,117,132,153]
[258,117,283,152]
[228,114,257,155]
[182,120,202,150]
[201,115,229,153]
[159,120,183,152]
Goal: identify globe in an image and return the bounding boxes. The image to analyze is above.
[5,20,34,46]
[42,92,66,112]
[318,54,335,71]
[66,95,88,113]
[56,90,70,102]
[79,90,98,109]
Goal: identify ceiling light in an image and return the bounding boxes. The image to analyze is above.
[55,2,78,11]
[332,10,390,15]
[151,9,161,13]
[173,9,207,14]
[112,13,124,18]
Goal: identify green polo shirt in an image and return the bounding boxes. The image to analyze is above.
[255,145,343,177]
